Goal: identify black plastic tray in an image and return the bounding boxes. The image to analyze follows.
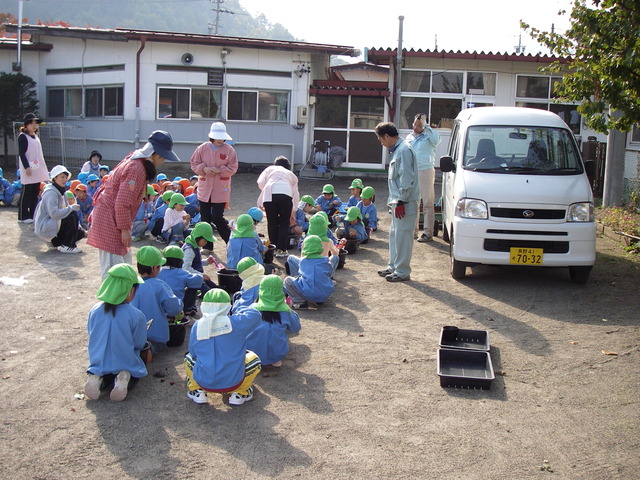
[437,348,494,390]
[439,326,490,351]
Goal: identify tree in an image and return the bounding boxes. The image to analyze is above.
[0,72,39,159]
[522,0,640,133]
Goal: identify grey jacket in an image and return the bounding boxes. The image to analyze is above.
[34,184,77,241]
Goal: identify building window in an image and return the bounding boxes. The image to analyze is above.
[467,72,496,96]
[158,87,222,120]
[47,86,124,118]
[432,71,463,94]
[400,70,496,129]
[314,95,385,167]
[515,75,581,134]
[227,89,289,122]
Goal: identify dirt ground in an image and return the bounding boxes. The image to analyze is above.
[0,171,638,480]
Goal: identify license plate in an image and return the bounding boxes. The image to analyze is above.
[509,247,543,265]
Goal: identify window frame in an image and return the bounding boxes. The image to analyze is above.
[226,88,290,123]
[47,85,124,119]
[157,86,223,120]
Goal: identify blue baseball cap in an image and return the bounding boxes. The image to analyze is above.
[148,130,180,162]
[247,207,263,222]
[87,174,99,182]
[156,173,168,181]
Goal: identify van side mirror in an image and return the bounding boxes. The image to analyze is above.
[440,156,455,173]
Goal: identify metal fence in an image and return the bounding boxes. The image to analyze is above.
[13,122,86,172]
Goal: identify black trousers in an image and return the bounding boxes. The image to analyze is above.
[19,183,40,220]
[264,194,293,251]
[51,211,83,248]
[200,201,230,249]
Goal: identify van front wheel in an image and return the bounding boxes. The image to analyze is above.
[569,266,592,284]
[449,233,467,279]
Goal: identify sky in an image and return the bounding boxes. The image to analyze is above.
[239,0,575,58]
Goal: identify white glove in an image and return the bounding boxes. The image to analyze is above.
[71,204,81,211]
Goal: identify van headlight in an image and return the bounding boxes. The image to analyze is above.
[455,198,488,219]
[567,202,594,222]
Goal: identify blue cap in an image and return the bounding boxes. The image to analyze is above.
[87,174,99,182]
[99,165,109,172]
[148,130,180,162]
[0,167,3,178]
[247,207,263,222]
[173,176,182,182]
[77,172,89,183]
[156,173,168,181]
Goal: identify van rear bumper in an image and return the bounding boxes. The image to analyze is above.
[452,219,596,266]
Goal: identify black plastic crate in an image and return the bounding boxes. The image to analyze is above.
[439,326,490,351]
[437,348,495,390]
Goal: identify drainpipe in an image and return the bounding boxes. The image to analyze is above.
[135,37,147,148]
[14,0,24,71]
[393,16,404,127]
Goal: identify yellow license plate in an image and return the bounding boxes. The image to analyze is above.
[509,247,543,265]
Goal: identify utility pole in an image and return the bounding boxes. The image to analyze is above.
[208,0,234,35]
[393,16,404,127]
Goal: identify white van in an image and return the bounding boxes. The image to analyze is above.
[439,107,596,283]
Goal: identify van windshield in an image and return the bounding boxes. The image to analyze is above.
[462,126,583,175]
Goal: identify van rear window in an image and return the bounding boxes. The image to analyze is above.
[463,126,583,175]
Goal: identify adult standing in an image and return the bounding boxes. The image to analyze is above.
[17,113,49,223]
[88,131,180,280]
[406,113,441,242]
[190,122,238,250]
[256,156,300,258]
[374,122,420,282]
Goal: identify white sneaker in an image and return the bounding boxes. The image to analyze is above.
[59,245,82,254]
[110,371,131,401]
[85,374,103,400]
[47,243,59,251]
[18,218,33,224]
[228,387,254,406]
[275,249,289,258]
[187,389,208,404]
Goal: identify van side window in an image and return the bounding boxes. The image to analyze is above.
[449,122,460,161]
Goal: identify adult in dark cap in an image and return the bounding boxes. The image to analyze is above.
[88,130,180,280]
[17,113,49,223]
[81,150,103,177]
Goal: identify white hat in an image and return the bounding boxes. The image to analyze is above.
[50,165,71,180]
[208,122,232,141]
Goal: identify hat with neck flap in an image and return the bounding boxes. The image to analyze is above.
[197,288,232,340]
[97,263,144,305]
[231,214,255,238]
[302,234,324,259]
[237,256,265,290]
[307,214,329,242]
[185,221,215,248]
[253,275,290,312]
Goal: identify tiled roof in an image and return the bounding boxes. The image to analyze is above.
[367,47,570,64]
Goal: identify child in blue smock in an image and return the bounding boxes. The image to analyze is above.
[86,174,100,197]
[356,186,378,234]
[0,167,18,206]
[73,183,93,230]
[289,213,339,276]
[182,222,218,312]
[130,246,183,350]
[246,275,301,370]
[335,206,368,242]
[158,245,203,319]
[346,178,364,207]
[314,184,342,219]
[184,288,262,406]
[283,235,335,310]
[131,185,157,241]
[226,213,267,269]
[290,194,315,239]
[85,263,147,402]
[231,257,265,314]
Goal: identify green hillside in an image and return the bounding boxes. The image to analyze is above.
[0,0,297,40]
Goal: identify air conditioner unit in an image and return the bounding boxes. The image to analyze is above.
[297,105,308,124]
